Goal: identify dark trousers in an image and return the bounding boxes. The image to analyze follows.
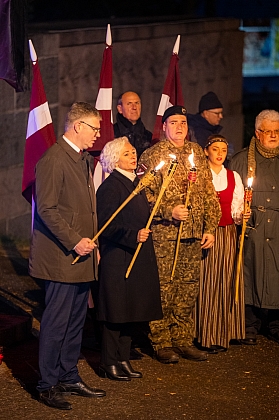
[101,322,132,365]
[37,281,90,392]
[245,305,279,336]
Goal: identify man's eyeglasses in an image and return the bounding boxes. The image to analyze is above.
[207,111,223,117]
[258,129,279,136]
[80,121,101,133]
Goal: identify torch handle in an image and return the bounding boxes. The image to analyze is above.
[125,162,178,278]
[235,218,247,303]
[170,182,193,281]
[71,188,142,265]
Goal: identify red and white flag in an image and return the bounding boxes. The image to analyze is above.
[90,24,114,190]
[152,35,184,143]
[22,40,56,204]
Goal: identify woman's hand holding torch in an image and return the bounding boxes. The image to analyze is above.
[71,161,165,265]
[125,156,179,278]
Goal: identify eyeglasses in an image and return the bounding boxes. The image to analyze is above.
[80,121,101,133]
[258,129,279,136]
[207,111,223,117]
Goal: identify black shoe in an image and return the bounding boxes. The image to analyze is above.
[173,345,208,361]
[119,360,142,378]
[198,346,218,354]
[267,332,279,344]
[99,364,131,381]
[155,347,179,364]
[39,386,72,410]
[210,345,227,353]
[57,381,106,398]
[241,334,257,345]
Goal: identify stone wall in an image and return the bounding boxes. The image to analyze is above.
[0,18,244,240]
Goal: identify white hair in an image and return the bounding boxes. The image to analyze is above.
[255,109,279,130]
[100,136,131,174]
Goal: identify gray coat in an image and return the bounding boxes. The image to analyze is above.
[29,137,98,282]
[229,147,279,309]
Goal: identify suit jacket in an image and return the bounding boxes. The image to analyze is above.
[96,170,162,323]
[29,137,98,282]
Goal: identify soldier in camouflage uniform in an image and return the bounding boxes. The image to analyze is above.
[139,105,221,363]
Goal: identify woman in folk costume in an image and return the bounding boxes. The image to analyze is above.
[197,134,249,352]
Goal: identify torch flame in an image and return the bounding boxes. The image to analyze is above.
[188,150,195,168]
[247,177,253,188]
[155,161,165,171]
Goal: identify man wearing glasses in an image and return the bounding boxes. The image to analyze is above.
[229,109,279,347]
[29,102,106,410]
[187,91,223,149]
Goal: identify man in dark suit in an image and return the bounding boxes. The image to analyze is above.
[29,102,106,410]
[113,91,152,158]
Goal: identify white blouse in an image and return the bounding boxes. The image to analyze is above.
[210,166,244,224]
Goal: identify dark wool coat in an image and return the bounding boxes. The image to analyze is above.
[29,137,98,282]
[229,147,279,309]
[96,170,163,323]
[187,113,222,149]
[113,113,152,158]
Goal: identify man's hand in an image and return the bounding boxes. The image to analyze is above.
[172,205,189,221]
[74,238,97,256]
[137,228,151,243]
[201,233,215,249]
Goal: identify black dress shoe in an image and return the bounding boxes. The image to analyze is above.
[155,347,179,364]
[57,381,106,397]
[241,337,257,345]
[173,345,208,361]
[99,364,131,381]
[39,386,72,410]
[198,346,218,354]
[210,345,227,352]
[119,360,143,378]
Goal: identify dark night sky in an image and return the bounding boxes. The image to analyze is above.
[28,0,279,23]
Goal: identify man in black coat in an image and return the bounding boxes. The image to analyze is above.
[114,91,152,158]
[187,91,223,149]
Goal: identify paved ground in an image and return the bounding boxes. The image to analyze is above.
[0,237,278,420]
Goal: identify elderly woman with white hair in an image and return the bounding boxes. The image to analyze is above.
[96,136,162,381]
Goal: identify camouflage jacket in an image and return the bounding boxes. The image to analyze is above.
[138,139,221,241]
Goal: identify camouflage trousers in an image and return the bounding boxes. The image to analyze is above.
[149,238,201,350]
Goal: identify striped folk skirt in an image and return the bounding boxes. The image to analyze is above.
[196,224,245,349]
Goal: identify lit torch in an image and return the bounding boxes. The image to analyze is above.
[72,160,165,265]
[171,150,196,281]
[235,176,253,302]
[125,155,179,278]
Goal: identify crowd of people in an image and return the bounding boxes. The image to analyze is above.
[30,94,279,411]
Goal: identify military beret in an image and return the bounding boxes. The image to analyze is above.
[162,105,187,124]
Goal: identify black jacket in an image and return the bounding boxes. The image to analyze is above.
[96,170,162,323]
[187,113,222,149]
[114,113,152,158]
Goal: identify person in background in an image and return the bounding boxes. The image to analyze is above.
[114,91,152,158]
[187,91,223,149]
[139,105,221,364]
[96,136,162,381]
[29,102,106,410]
[197,134,249,353]
[229,109,279,346]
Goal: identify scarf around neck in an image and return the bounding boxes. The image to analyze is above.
[247,136,279,178]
